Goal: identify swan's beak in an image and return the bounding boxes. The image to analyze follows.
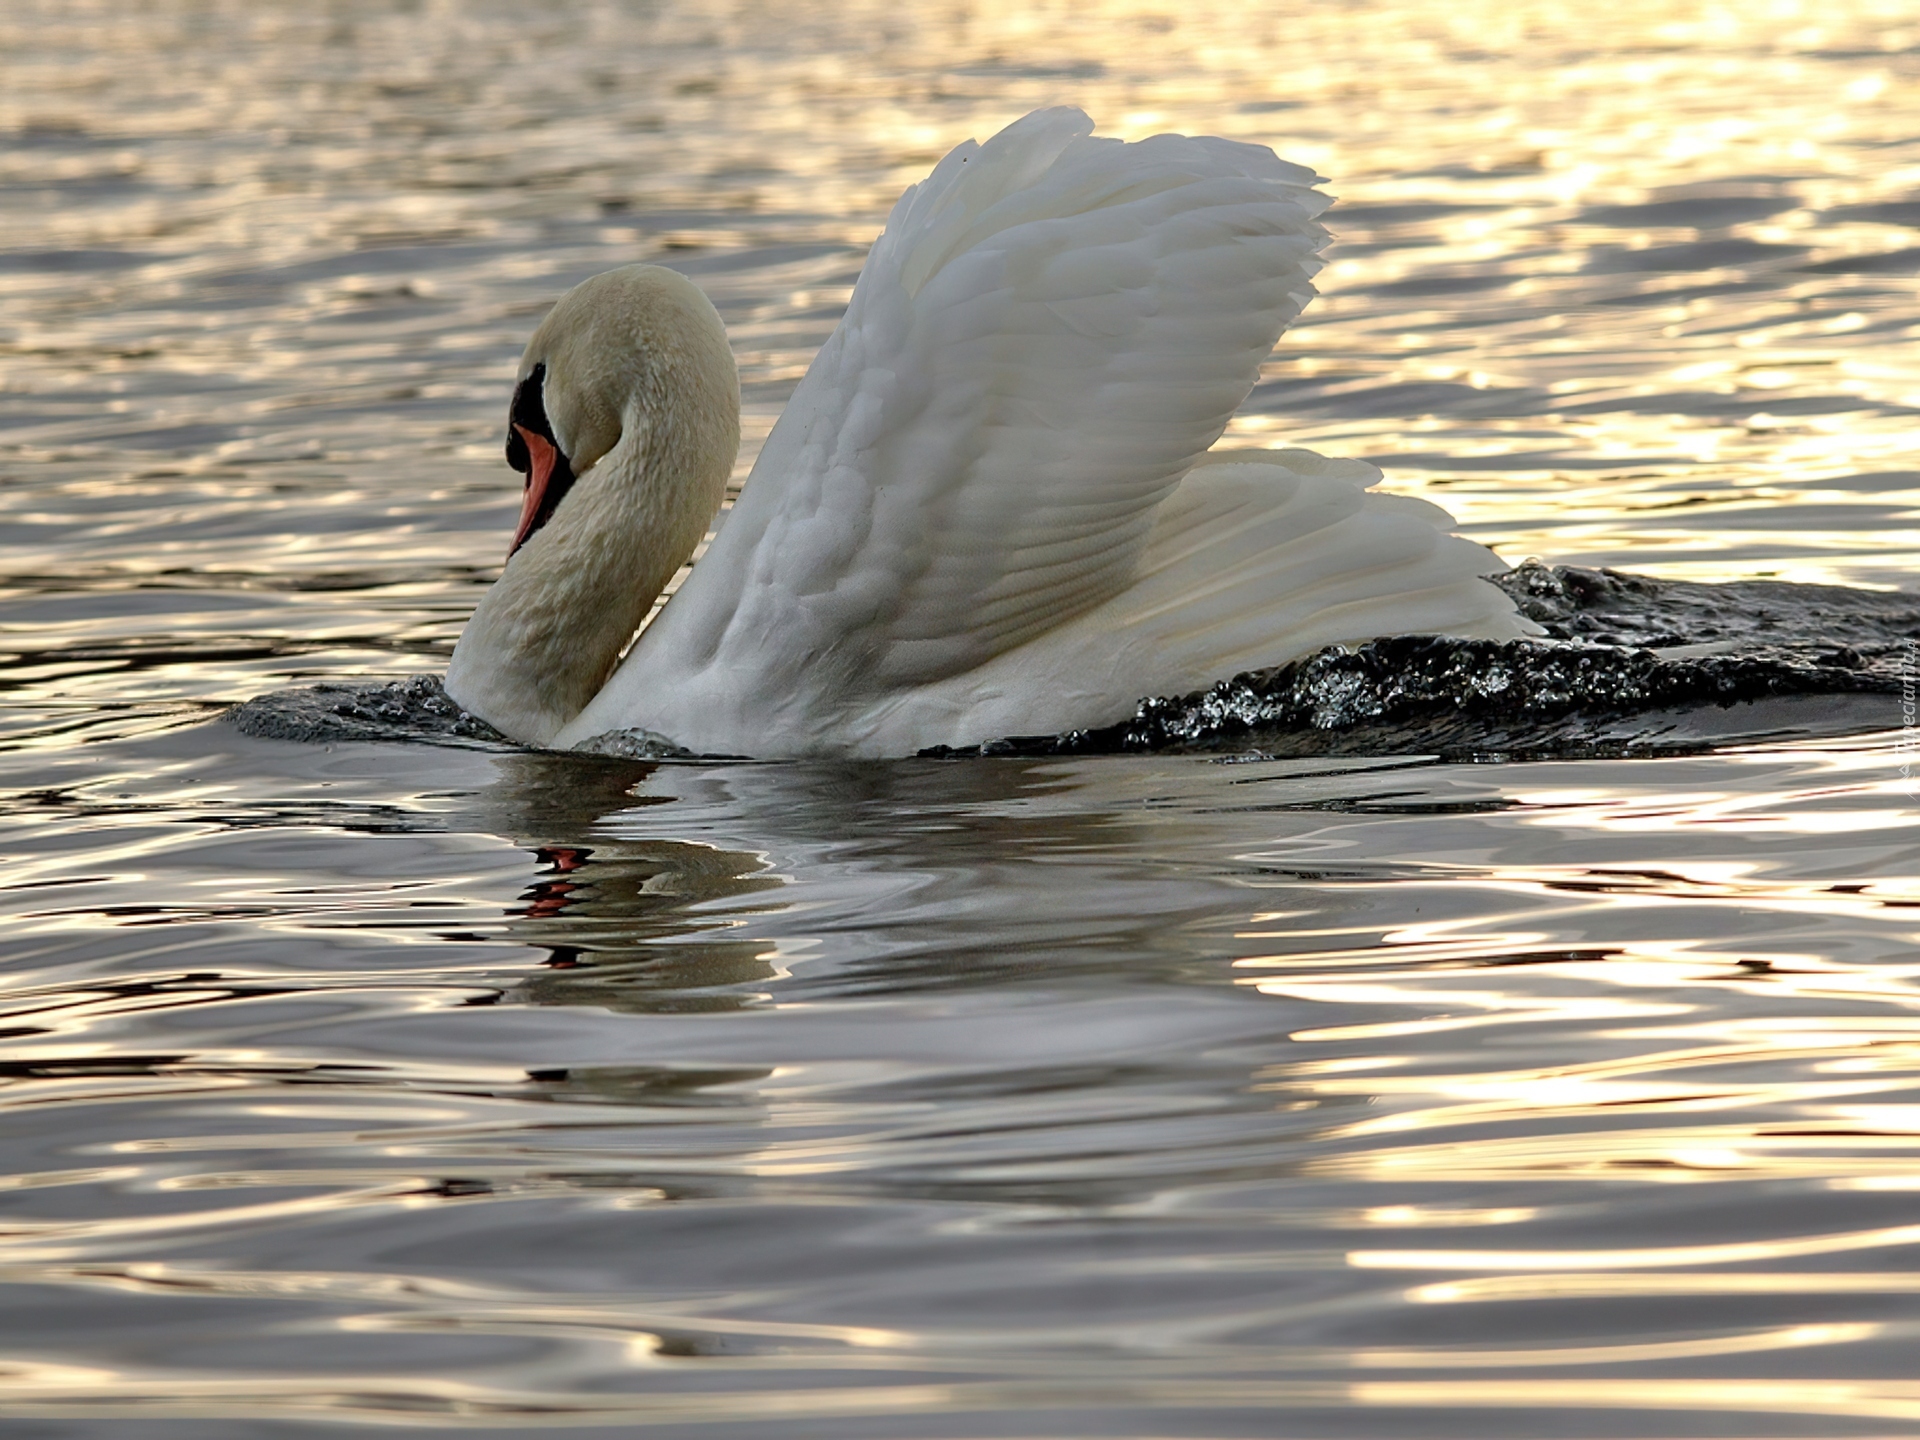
[508,424,561,559]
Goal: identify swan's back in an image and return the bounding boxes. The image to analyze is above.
[554,109,1527,757]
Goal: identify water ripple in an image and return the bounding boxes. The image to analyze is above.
[5,1,1920,1433]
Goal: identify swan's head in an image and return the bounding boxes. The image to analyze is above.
[501,263,737,558]
[446,264,739,747]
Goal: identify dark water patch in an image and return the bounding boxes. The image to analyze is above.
[46,421,243,453]
[1820,199,1920,226]
[1328,201,1510,228]
[0,636,446,690]
[1354,270,1517,297]
[1798,248,1920,274]
[1243,376,1546,420]
[1416,163,1549,180]
[1575,196,1799,229]
[1554,390,1905,418]
[664,241,862,276]
[1797,469,1920,492]
[0,248,161,275]
[193,242,505,294]
[1588,278,1775,307]
[0,699,224,751]
[959,638,1898,760]
[0,774,467,840]
[1582,237,1808,272]
[1373,448,1702,471]
[0,566,488,598]
[952,58,1107,79]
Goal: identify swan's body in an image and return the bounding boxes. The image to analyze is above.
[446,108,1534,757]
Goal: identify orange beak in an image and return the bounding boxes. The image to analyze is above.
[508,424,560,559]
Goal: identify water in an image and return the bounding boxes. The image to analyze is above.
[4,1,1920,1434]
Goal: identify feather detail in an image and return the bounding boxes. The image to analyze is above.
[558,108,1391,755]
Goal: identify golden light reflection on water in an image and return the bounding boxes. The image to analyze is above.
[1,0,1917,678]
[0,740,1910,1426]
[2,0,1920,1432]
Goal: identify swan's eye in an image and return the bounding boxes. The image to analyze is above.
[505,362,554,474]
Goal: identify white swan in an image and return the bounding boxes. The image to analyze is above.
[444,107,1535,758]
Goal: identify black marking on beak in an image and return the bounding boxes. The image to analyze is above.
[507,363,556,469]
[504,362,579,556]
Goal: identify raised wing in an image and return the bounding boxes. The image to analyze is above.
[565,108,1331,751]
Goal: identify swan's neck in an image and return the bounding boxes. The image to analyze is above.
[445,396,735,746]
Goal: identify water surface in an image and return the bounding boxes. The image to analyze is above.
[3,2,1920,1434]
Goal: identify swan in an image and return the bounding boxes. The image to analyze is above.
[444,107,1536,758]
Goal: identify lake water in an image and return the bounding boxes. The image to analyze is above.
[4,2,1920,1434]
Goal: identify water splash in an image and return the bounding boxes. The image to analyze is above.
[226,674,506,746]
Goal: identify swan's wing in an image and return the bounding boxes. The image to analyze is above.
[840,452,1539,754]
[580,108,1329,747]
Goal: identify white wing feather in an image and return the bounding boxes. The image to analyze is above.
[556,108,1528,760]
[869,452,1538,749]
[558,108,1334,753]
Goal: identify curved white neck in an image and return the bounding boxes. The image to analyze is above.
[445,394,735,746]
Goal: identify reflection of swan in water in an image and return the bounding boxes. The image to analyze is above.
[440,747,1254,1014]
[506,838,786,1014]
[423,744,1390,1181]
[476,747,1367,1012]
[470,752,786,1014]
[445,106,1534,759]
